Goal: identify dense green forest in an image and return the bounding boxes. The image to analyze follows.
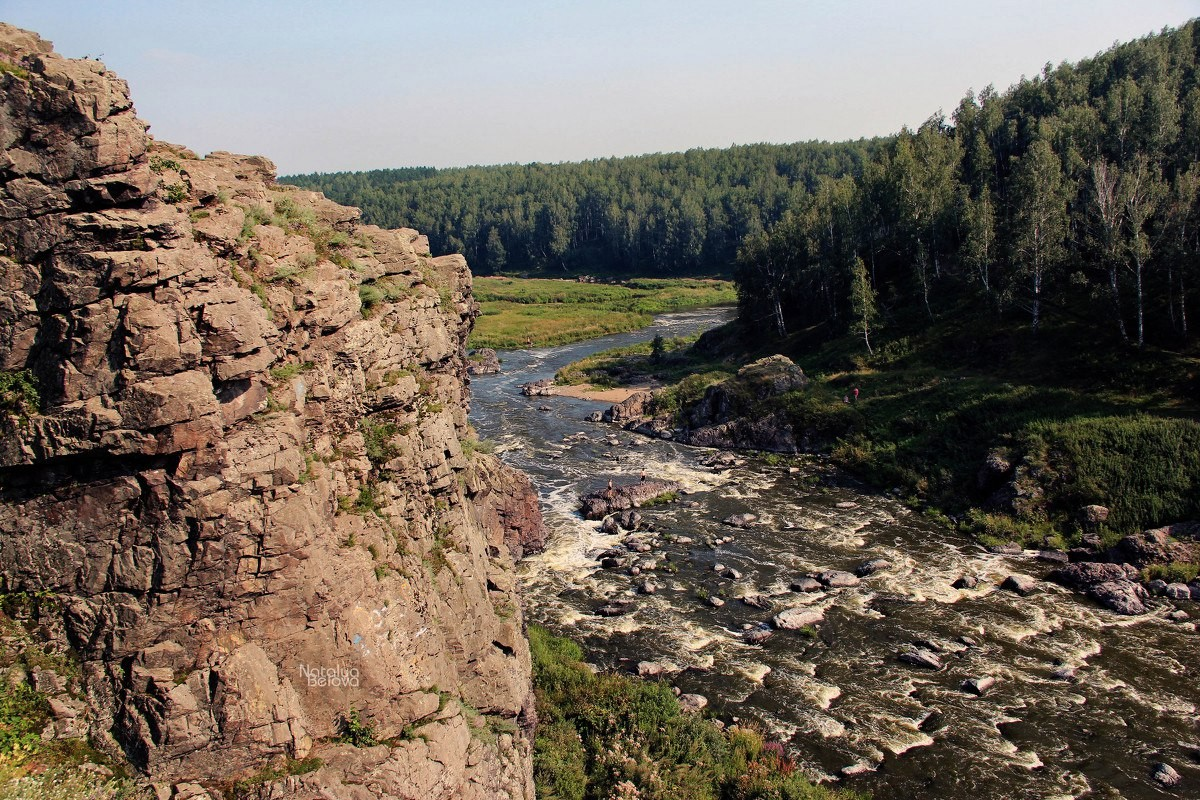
[734,22,1200,352]
[284,141,881,276]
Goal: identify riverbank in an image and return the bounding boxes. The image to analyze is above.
[555,313,1200,561]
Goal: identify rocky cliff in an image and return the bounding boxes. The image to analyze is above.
[0,24,543,799]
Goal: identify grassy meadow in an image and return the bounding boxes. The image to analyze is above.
[468,277,735,349]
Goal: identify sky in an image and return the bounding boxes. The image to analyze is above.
[4,1,1199,174]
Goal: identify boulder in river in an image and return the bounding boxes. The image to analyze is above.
[741,594,773,610]
[519,378,555,396]
[600,516,620,535]
[1036,549,1069,564]
[618,510,643,531]
[817,570,860,588]
[580,479,681,519]
[855,558,891,577]
[723,513,757,528]
[1001,574,1037,596]
[602,391,652,425]
[790,576,823,593]
[897,648,943,670]
[596,601,634,617]
[1153,762,1181,787]
[1090,582,1146,615]
[961,676,996,696]
[772,607,825,630]
[706,595,726,608]
[1165,582,1192,600]
[1049,561,1140,590]
[952,575,979,590]
[743,625,774,645]
[1147,578,1169,596]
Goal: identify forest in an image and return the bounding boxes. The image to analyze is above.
[284,141,881,276]
[732,21,1200,353]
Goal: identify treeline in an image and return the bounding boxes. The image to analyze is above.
[284,141,881,276]
[736,21,1200,351]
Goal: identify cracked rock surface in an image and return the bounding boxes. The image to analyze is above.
[0,23,542,799]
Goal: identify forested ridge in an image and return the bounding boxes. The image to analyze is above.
[735,21,1200,352]
[284,141,881,276]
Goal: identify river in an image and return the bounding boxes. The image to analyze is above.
[468,308,1196,799]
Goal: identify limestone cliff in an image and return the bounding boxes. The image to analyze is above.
[0,24,542,799]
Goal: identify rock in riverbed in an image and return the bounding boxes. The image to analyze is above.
[898,649,943,670]
[1001,574,1037,596]
[773,607,825,630]
[580,479,681,519]
[961,676,996,695]
[790,576,823,593]
[855,558,891,577]
[818,570,860,588]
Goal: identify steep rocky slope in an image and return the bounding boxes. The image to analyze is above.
[0,24,543,799]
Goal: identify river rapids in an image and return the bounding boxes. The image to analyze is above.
[469,308,1197,799]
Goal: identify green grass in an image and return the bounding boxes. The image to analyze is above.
[470,277,735,349]
[530,625,856,800]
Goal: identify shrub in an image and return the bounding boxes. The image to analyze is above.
[337,709,377,747]
[361,418,401,465]
[0,370,39,419]
[1143,562,1200,584]
[528,625,853,800]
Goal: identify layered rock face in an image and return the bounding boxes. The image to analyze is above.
[0,24,541,799]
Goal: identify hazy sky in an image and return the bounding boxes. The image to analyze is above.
[5,1,1199,174]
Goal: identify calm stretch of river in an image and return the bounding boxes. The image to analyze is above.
[469,308,1196,799]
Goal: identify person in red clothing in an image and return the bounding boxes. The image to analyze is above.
[852,387,859,402]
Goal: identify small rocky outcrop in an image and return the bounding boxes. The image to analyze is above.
[602,391,652,424]
[0,25,538,799]
[579,479,680,520]
[1106,525,1199,567]
[1048,563,1147,615]
[518,378,554,396]
[599,355,814,453]
[466,348,500,375]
